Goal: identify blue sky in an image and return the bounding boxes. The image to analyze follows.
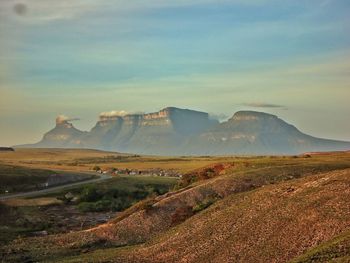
[0,0,349,145]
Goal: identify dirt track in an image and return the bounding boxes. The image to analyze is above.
[0,173,112,200]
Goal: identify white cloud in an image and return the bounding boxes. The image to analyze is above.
[56,114,79,124]
[241,103,286,108]
[99,110,128,117]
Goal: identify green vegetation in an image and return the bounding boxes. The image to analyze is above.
[0,164,95,195]
[79,185,100,202]
[192,195,220,213]
[0,175,178,246]
[74,177,175,212]
[0,202,51,246]
[35,175,177,214]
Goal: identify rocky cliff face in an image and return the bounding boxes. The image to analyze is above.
[121,107,217,153]
[85,116,124,149]
[23,108,350,155]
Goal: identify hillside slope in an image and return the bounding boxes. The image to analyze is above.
[65,168,350,263]
[291,230,350,263]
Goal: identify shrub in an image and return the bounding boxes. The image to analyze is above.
[192,196,219,213]
[78,199,115,212]
[171,206,194,226]
[57,192,74,204]
[79,185,100,202]
[111,198,129,211]
[0,202,10,214]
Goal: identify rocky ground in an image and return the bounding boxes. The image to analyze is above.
[38,205,117,234]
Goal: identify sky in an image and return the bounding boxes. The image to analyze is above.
[0,0,349,146]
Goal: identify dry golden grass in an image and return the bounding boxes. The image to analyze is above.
[61,168,350,263]
[1,197,62,207]
[0,148,123,171]
[0,148,223,172]
[2,149,350,174]
[2,150,350,262]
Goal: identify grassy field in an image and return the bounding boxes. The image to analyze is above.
[2,148,349,175]
[0,163,96,195]
[0,148,231,172]
[0,164,55,193]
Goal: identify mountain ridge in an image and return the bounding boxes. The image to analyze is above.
[16,107,350,155]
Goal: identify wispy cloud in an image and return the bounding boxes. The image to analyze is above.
[241,102,286,108]
[0,0,278,24]
[209,113,230,121]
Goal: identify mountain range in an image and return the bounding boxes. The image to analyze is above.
[18,107,350,155]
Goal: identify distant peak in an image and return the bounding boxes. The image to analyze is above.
[161,107,208,115]
[161,106,179,111]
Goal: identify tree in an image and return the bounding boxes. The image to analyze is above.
[92,165,101,171]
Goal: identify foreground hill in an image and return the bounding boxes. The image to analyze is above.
[93,168,350,263]
[18,107,350,155]
[3,153,350,262]
[111,168,350,263]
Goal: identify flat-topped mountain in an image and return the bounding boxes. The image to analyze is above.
[185,111,350,155]
[32,116,87,148]
[18,107,350,155]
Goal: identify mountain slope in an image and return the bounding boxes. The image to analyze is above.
[185,111,350,155]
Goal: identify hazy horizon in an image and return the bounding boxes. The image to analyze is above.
[1,0,350,146]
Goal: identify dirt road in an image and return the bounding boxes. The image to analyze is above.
[0,174,112,200]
